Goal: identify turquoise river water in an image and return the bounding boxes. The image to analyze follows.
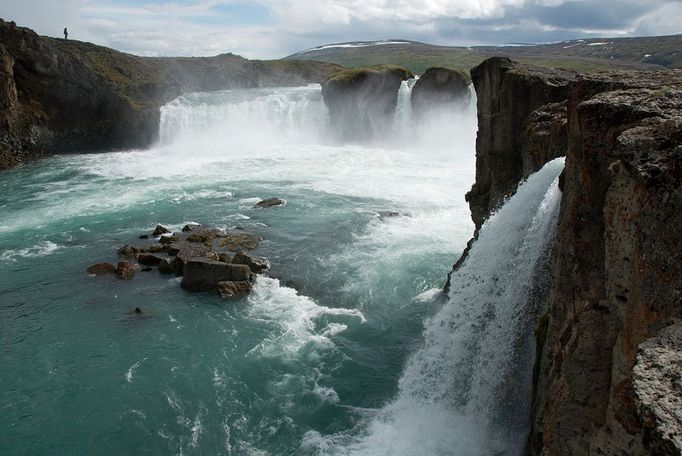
[0,83,563,455]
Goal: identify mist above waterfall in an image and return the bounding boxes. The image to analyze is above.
[158,82,476,156]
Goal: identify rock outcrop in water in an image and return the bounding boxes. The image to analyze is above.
[88,223,269,298]
[0,20,341,170]
[460,56,682,455]
[321,65,414,140]
[410,67,470,115]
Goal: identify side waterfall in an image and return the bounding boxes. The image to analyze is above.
[305,158,565,456]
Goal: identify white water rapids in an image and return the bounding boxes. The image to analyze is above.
[0,81,564,455]
[157,83,564,455]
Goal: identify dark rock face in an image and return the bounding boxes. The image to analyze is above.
[0,20,341,170]
[456,57,682,455]
[181,259,253,292]
[530,75,682,456]
[466,57,575,232]
[411,67,470,115]
[322,65,414,140]
[633,325,682,455]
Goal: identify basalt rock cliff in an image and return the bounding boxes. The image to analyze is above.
[462,57,682,455]
[0,20,341,170]
[410,67,470,116]
[321,65,413,140]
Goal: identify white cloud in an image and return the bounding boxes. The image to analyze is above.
[0,0,680,59]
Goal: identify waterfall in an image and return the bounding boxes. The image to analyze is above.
[158,85,329,147]
[306,158,565,456]
[157,81,475,151]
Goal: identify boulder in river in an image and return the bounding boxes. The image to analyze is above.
[181,259,253,292]
[219,232,261,251]
[116,261,136,280]
[255,198,285,208]
[87,263,116,275]
[152,224,170,236]
[217,281,252,298]
[158,257,176,274]
[232,252,269,273]
[117,245,139,259]
[167,241,212,275]
[137,253,164,267]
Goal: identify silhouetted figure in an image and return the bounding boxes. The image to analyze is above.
[63,27,68,40]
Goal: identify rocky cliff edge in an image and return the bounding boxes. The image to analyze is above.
[461,56,682,455]
[0,20,341,170]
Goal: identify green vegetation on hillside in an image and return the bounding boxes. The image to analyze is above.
[285,35,682,75]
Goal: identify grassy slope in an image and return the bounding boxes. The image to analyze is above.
[284,35,682,75]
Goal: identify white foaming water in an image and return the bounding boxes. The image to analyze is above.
[0,241,62,262]
[246,277,365,360]
[159,86,328,147]
[308,159,565,456]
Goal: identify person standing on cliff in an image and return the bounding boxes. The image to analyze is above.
[63,27,68,40]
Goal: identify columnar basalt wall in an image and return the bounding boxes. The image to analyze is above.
[461,57,682,455]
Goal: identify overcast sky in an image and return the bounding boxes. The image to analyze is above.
[1,0,680,59]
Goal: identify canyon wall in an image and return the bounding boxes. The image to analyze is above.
[466,57,682,454]
[0,20,341,170]
[321,65,413,140]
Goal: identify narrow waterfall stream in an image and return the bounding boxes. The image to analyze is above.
[0,82,561,456]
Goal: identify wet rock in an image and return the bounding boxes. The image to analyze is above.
[139,235,149,239]
[152,224,170,236]
[217,281,252,298]
[219,232,261,251]
[187,231,218,244]
[140,244,165,254]
[86,263,116,275]
[181,259,253,292]
[182,223,200,232]
[411,67,470,115]
[467,57,575,232]
[141,267,153,272]
[167,241,211,275]
[159,235,179,245]
[115,261,136,280]
[134,307,143,315]
[232,252,269,273]
[137,253,164,266]
[255,197,285,208]
[322,65,414,140]
[157,257,176,274]
[217,253,232,263]
[117,244,139,258]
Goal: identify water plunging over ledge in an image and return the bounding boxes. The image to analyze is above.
[0,83,559,456]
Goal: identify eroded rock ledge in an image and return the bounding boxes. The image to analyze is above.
[459,57,682,455]
[0,20,341,170]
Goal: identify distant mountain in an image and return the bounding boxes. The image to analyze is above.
[284,35,682,75]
